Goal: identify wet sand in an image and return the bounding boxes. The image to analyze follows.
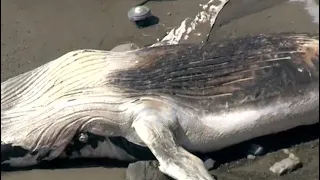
[1,0,319,180]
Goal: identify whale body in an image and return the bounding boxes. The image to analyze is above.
[1,33,318,180]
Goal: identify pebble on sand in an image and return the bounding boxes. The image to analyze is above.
[269,153,303,175]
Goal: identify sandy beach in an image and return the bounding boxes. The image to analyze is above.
[1,0,319,179]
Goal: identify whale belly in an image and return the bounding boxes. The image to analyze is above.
[179,83,319,152]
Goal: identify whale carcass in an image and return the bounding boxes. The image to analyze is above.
[1,33,319,180]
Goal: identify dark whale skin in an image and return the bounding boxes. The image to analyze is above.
[110,33,319,112]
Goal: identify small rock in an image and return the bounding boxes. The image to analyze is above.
[126,161,172,180]
[248,144,264,156]
[204,158,216,170]
[167,12,171,16]
[247,154,256,160]
[269,153,302,175]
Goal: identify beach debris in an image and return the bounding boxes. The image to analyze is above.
[204,158,216,170]
[248,144,265,156]
[269,153,302,175]
[126,161,172,180]
[128,6,152,22]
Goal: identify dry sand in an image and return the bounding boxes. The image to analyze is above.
[1,0,319,180]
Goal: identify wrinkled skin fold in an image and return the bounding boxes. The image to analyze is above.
[1,33,319,180]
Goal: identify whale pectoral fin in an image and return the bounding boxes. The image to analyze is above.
[132,112,214,180]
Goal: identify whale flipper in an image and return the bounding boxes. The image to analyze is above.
[132,102,214,180]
